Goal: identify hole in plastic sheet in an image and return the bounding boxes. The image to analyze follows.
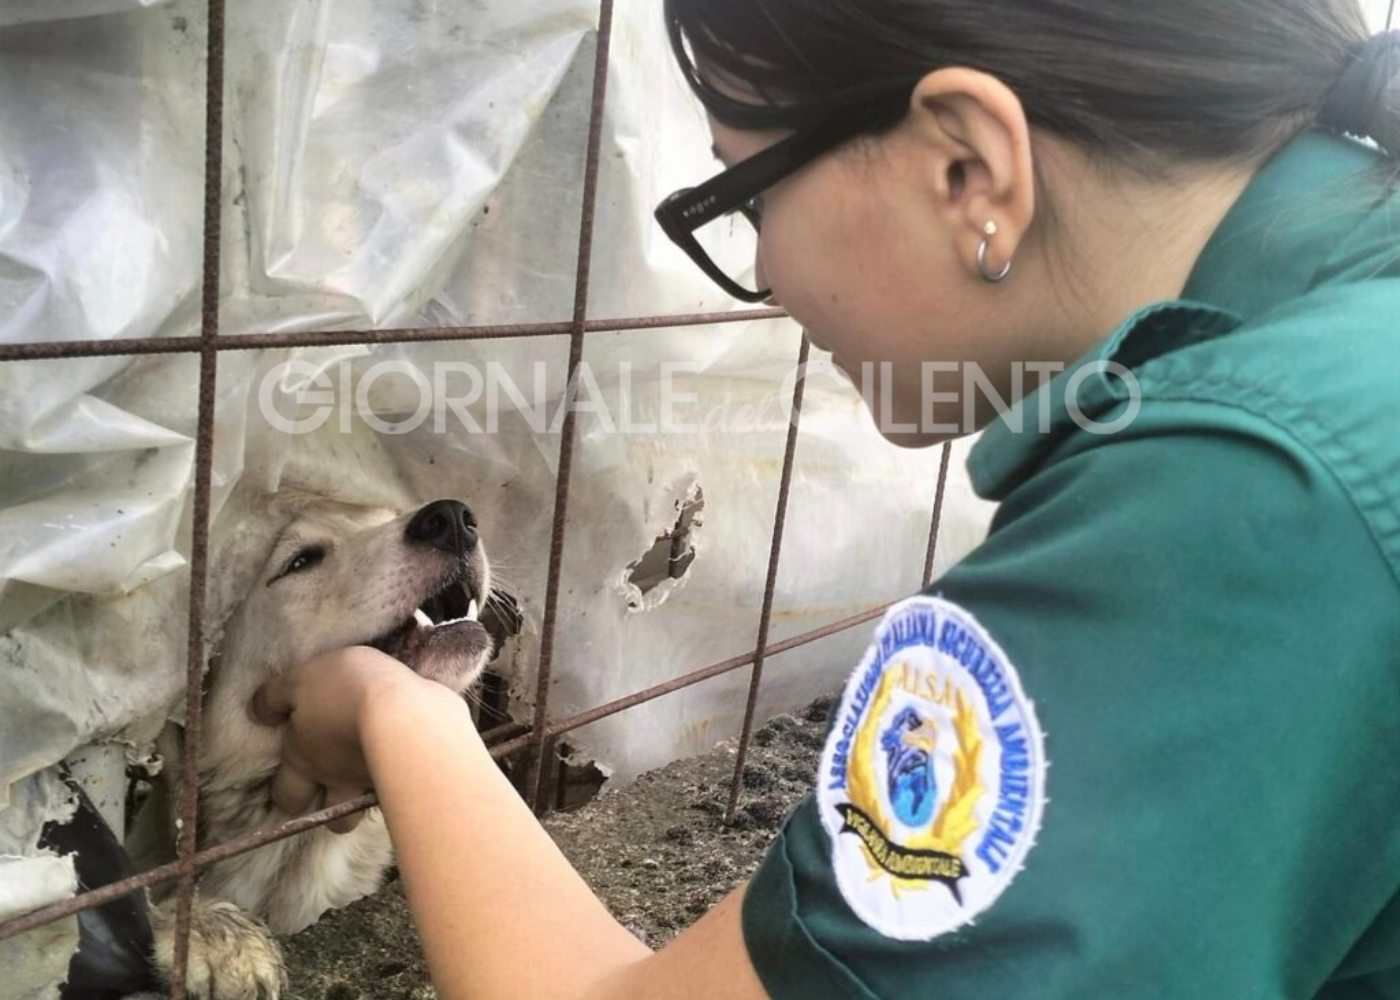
[551,745,609,813]
[626,487,705,610]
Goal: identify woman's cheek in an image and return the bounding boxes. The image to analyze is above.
[761,230,843,336]
[754,245,769,296]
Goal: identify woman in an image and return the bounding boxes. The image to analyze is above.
[250,2,1400,997]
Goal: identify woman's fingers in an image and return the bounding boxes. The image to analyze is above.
[247,650,381,828]
[248,674,293,727]
[268,766,369,831]
[324,786,370,834]
[269,761,322,818]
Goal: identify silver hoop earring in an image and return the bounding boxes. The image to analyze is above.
[978,221,1012,284]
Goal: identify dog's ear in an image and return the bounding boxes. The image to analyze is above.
[265,486,330,518]
[272,414,414,511]
[266,486,401,522]
[204,486,303,647]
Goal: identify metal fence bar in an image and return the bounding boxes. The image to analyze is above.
[0,335,218,362]
[0,865,176,943]
[490,602,893,759]
[0,597,899,942]
[166,0,228,996]
[0,308,788,363]
[480,720,534,744]
[585,308,785,333]
[0,794,379,942]
[525,0,617,813]
[922,442,955,589]
[723,334,811,823]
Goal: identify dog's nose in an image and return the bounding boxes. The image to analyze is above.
[406,500,478,555]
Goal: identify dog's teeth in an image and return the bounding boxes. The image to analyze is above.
[414,608,435,629]
[435,602,481,629]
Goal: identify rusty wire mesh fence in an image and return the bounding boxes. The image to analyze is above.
[6,0,966,994]
[5,0,1396,994]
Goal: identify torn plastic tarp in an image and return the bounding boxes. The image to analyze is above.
[0,769,79,999]
[0,0,995,988]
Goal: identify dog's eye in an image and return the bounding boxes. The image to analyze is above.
[283,546,326,576]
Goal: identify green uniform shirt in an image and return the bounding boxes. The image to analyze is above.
[743,128,1400,999]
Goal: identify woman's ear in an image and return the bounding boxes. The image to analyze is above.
[904,68,1036,280]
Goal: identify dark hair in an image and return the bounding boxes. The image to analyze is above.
[665,0,1396,167]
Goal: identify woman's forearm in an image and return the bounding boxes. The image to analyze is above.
[361,681,651,1000]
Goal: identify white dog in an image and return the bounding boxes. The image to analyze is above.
[129,494,500,999]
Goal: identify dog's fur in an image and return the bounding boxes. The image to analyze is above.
[130,496,496,999]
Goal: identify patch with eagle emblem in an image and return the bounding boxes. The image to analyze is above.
[817,596,1046,940]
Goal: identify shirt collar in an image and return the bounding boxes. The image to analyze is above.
[1180,127,1392,321]
[968,128,1393,502]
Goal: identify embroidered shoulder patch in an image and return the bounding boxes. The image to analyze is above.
[817,596,1046,941]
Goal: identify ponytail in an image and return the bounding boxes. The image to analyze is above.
[666,0,1394,170]
[1319,30,1400,158]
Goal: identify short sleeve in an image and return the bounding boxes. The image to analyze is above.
[742,406,1400,1000]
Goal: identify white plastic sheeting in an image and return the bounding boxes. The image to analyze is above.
[1363,1,1395,32]
[0,0,994,986]
[0,0,171,28]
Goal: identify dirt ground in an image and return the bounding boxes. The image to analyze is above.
[280,698,834,999]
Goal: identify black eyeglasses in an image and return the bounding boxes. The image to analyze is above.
[654,116,871,303]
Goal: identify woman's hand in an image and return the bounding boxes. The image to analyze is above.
[248,646,429,833]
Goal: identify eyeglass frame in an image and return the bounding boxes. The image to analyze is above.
[653,115,873,303]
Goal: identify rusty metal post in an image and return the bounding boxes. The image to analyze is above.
[524,0,617,814]
[166,0,228,995]
[922,442,954,589]
[723,334,812,824]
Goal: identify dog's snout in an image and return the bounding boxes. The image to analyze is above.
[406,500,478,555]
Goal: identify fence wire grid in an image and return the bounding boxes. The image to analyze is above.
[0,0,967,994]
